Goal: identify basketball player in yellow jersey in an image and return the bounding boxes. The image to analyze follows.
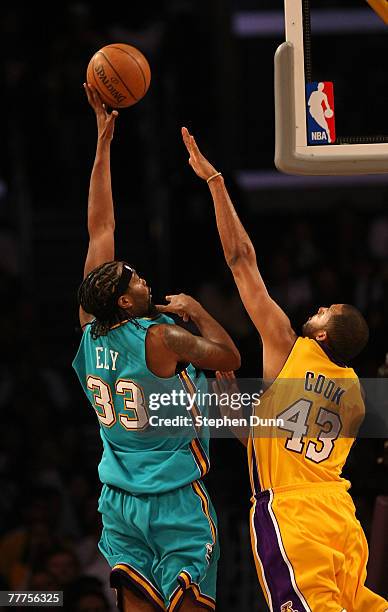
[182,127,388,612]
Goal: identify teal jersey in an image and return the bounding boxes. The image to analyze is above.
[72,315,210,495]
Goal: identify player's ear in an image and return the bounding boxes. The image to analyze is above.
[315,330,327,342]
[118,294,133,310]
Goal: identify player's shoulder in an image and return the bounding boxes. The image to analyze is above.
[297,336,315,350]
[147,321,194,356]
[139,313,175,326]
[146,319,177,341]
[81,320,93,333]
[291,337,337,370]
[286,335,309,358]
[78,321,93,341]
[298,336,340,361]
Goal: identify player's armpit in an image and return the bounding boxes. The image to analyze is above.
[83,230,115,280]
[78,230,115,328]
[160,324,241,372]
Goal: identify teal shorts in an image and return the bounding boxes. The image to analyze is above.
[98,480,219,611]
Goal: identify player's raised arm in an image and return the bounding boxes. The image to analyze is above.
[181,127,296,376]
[79,84,118,328]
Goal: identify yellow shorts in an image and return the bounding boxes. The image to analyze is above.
[249,482,388,611]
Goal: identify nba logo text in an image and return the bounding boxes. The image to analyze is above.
[306,81,336,145]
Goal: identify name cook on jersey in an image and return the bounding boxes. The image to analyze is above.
[149,415,284,429]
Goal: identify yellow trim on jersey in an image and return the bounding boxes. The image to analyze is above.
[191,481,217,545]
[113,563,165,609]
[189,439,209,478]
[110,315,159,330]
[180,369,201,419]
[110,319,131,330]
[179,367,210,478]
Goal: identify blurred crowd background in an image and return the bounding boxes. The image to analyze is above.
[0,1,387,610]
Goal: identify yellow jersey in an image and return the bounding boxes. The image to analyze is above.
[248,337,364,494]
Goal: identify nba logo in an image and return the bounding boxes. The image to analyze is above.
[306,81,336,145]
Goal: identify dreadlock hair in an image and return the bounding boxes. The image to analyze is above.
[78,261,140,339]
[326,304,369,362]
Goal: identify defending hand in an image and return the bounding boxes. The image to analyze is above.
[212,371,240,396]
[181,127,219,181]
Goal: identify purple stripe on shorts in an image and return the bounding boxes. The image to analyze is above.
[253,490,308,611]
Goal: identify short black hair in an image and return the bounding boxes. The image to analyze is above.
[326,304,369,362]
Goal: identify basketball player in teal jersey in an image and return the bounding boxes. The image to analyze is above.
[72,84,240,612]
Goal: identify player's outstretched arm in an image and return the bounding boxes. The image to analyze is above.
[80,84,118,328]
[154,294,241,372]
[181,127,296,376]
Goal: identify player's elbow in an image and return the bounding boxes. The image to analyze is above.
[233,353,242,370]
[224,350,241,371]
[226,243,256,269]
[87,220,115,237]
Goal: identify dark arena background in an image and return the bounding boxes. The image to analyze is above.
[0,1,387,610]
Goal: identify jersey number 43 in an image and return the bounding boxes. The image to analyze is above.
[277,398,342,463]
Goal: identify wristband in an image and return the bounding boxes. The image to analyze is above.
[206,172,222,184]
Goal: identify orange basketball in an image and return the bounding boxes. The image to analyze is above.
[86,43,151,108]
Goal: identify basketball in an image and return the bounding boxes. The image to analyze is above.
[324,108,334,119]
[86,43,151,108]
